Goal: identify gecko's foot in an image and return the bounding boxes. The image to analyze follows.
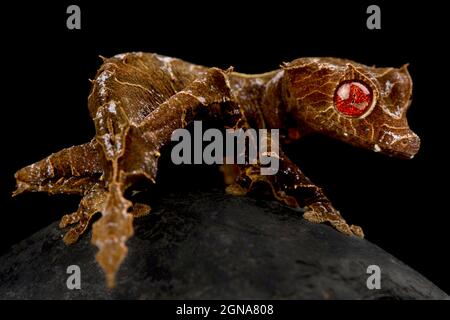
[130,203,151,218]
[349,224,364,238]
[60,215,96,245]
[59,187,108,245]
[60,196,151,244]
[303,202,364,238]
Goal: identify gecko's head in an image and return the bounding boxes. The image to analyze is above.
[281,57,420,159]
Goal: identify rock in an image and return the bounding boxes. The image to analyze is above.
[0,189,447,299]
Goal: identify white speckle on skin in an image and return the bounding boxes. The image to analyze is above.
[381,104,404,120]
[374,144,381,152]
[115,136,122,150]
[188,64,197,73]
[97,70,112,98]
[155,55,176,80]
[389,132,402,144]
[266,70,284,88]
[45,158,53,177]
[344,132,349,137]
[254,78,264,86]
[384,80,393,94]
[393,105,403,117]
[381,131,412,145]
[179,89,207,105]
[114,53,127,60]
[156,55,175,64]
[108,101,117,114]
[95,108,103,120]
[101,133,114,158]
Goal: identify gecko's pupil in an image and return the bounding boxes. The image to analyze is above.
[334,80,373,117]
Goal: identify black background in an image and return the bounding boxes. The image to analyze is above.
[0,1,448,295]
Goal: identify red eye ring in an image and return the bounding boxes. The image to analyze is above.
[334,80,373,117]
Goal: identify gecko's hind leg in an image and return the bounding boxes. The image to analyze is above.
[225,152,364,238]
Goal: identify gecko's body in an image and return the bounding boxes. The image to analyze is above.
[14,53,420,286]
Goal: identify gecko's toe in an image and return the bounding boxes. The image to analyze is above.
[303,209,325,224]
[59,211,82,229]
[130,203,151,218]
[63,228,82,245]
[350,225,365,238]
[61,218,92,245]
[303,204,364,238]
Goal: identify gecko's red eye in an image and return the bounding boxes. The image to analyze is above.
[334,80,373,117]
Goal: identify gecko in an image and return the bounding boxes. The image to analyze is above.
[13,53,420,287]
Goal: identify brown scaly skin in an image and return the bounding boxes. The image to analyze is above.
[13,53,420,287]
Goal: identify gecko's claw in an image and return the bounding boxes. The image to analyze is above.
[59,211,83,229]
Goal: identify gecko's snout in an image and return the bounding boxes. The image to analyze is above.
[397,133,420,159]
[377,130,421,159]
[12,166,35,196]
[13,160,52,196]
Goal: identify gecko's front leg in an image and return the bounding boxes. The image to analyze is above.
[225,151,364,238]
[58,185,151,244]
[13,140,103,197]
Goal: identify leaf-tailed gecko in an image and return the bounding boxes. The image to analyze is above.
[13,53,420,286]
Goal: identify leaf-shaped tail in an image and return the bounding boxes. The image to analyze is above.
[91,183,133,287]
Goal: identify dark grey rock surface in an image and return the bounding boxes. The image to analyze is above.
[0,190,447,299]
